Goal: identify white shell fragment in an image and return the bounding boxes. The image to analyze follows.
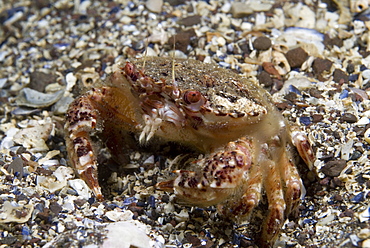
[102,221,151,248]
[0,201,34,223]
[15,88,64,108]
[364,128,370,144]
[13,123,53,152]
[105,209,133,222]
[68,179,91,200]
[357,206,370,222]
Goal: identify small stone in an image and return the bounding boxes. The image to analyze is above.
[145,0,163,13]
[347,63,355,74]
[178,15,201,26]
[29,71,57,92]
[258,71,273,87]
[324,34,343,48]
[341,113,358,123]
[168,29,196,53]
[362,69,370,79]
[312,58,333,75]
[309,88,323,98]
[312,114,324,123]
[333,69,349,83]
[230,2,253,18]
[339,209,354,218]
[321,159,347,177]
[285,47,308,68]
[49,201,62,215]
[253,36,272,50]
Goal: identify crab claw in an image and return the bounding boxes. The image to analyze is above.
[156,139,253,206]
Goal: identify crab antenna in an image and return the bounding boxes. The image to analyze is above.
[171,35,177,86]
[142,37,149,71]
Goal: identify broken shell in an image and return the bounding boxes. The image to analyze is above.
[15,88,64,108]
[350,0,369,13]
[0,201,34,223]
[364,128,370,144]
[272,51,291,75]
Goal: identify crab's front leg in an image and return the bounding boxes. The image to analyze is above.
[65,76,143,200]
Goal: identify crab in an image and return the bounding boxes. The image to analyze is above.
[65,57,315,247]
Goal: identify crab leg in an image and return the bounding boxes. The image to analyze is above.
[291,128,315,171]
[220,158,262,219]
[260,158,286,247]
[279,150,304,216]
[65,84,143,200]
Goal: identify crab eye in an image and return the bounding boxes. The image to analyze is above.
[183,90,202,104]
[124,62,138,81]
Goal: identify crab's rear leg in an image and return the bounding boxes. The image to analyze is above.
[65,84,142,200]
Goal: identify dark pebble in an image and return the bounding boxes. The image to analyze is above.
[161,194,170,203]
[29,71,58,92]
[302,218,317,225]
[73,198,87,207]
[333,193,343,201]
[0,236,17,245]
[284,92,298,102]
[285,47,308,68]
[148,195,156,208]
[178,15,201,26]
[253,36,272,50]
[349,74,359,82]
[350,150,362,160]
[49,201,62,214]
[321,159,347,177]
[6,157,24,178]
[340,113,358,123]
[324,34,343,48]
[351,192,365,203]
[37,210,51,222]
[340,209,354,218]
[339,89,349,99]
[312,58,333,75]
[258,70,273,87]
[166,0,187,6]
[347,63,355,74]
[312,114,324,123]
[332,177,344,187]
[309,87,323,98]
[333,69,349,84]
[299,116,312,126]
[168,29,196,53]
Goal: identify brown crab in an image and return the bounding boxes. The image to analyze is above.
[65,57,314,247]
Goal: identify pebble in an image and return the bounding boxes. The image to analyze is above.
[285,47,308,68]
[253,36,272,50]
[29,71,57,92]
[321,159,347,177]
[230,2,253,18]
[179,15,202,26]
[333,69,349,83]
[145,0,163,13]
[362,69,370,79]
[312,58,333,75]
[341,113,358,123]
